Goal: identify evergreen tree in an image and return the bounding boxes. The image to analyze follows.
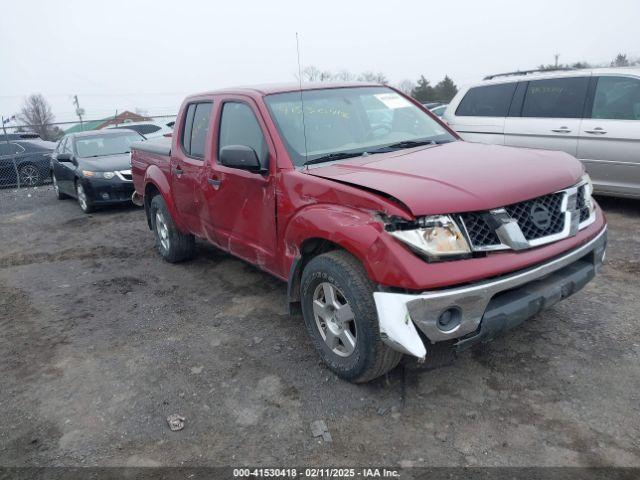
[611,53,630,67]
[433,76,458,103]
[411,76,435,102]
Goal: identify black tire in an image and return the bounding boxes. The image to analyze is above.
[52,173,70,200]
[75,180,94,213]
[300,250,403,383]
[149,195,195,263]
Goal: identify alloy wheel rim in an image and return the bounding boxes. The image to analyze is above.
[155,212,170,251]
[19,165,39,186]
[312,282,357,357]
[76,184,87,210]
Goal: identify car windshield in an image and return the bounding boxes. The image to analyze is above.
[264,86,455,167]
[74,132,142,158]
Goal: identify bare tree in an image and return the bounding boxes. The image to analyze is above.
[358,71,388,84]
[17,94,56,140]
[396,79,415,95]
[334,69,356,81]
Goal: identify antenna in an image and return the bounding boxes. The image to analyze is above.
[296,32,309,166]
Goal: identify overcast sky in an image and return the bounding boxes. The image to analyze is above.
[1,0,638,125]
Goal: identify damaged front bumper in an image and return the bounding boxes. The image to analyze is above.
[374,226,607,359]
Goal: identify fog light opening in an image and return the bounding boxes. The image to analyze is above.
[437,307,462,332]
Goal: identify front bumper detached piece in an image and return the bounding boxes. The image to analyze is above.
[374,227,607,360]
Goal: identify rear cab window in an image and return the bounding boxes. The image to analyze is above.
[455,83,517,117]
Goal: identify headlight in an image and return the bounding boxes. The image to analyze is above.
[388,215,471,260]
[82,170,115,179]
[581,173,595,216]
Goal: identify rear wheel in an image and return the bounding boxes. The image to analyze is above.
[300,250,403,383]
[76,181,94,213]
[52,173,69,199]
[150,195,195,263]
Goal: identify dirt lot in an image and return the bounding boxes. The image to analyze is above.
[1,186,639,468]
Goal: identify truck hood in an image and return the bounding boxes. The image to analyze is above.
[304,141,583,216]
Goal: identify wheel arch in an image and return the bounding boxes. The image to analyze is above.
[284,205,386,313]
[142,166,186,232]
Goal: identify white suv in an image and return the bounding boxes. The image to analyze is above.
[444,68,640,198]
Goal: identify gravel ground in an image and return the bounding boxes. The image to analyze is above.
[0,186,639,468]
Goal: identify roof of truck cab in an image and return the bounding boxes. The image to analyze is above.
[187,82,384,98]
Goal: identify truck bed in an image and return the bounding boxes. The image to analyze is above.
[131,137,171,156]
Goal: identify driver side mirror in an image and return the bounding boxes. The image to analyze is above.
[57,153,76,165]
[219,145,264,172]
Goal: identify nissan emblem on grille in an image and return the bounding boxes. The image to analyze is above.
[530,203,551,230]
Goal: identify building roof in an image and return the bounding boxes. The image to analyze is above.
[65,111,152,134]
[64,119,105,134]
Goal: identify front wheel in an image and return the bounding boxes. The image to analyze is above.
[76,181,94,213]
[300,250,403,383]
[150,195,195,263]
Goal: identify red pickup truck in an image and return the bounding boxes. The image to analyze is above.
[131,83,607,383]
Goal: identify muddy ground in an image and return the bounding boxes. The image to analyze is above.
[0,186,639,468]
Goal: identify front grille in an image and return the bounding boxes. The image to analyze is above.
[459,212,500,247]
[459,192,567,250]
[505,192,565,240]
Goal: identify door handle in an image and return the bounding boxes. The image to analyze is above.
[207,178,221,189]
[584,128,607,135]
[551,127,571,133]
[172,166,183,175]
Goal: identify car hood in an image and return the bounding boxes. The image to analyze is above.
[77,153,130,172]
[304,141,583,216]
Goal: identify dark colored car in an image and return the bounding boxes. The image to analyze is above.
[0,133,56,187]
[50,129,144,213]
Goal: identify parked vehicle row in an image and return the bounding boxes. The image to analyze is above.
[444,67,640,198]
[130,83,606,383]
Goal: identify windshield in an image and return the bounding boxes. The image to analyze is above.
[264,86,455,167]
[74,132,143,158]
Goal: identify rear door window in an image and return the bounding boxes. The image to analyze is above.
[455,83,517,117]
[591,76,640,120]
[521,77,590,118]
[190,103,213,158]
[181,102,212,158]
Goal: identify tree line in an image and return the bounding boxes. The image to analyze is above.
[301,65,459,104]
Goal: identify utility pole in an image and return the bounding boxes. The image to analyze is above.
[554,54,560,68]
[73,95,85,131]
